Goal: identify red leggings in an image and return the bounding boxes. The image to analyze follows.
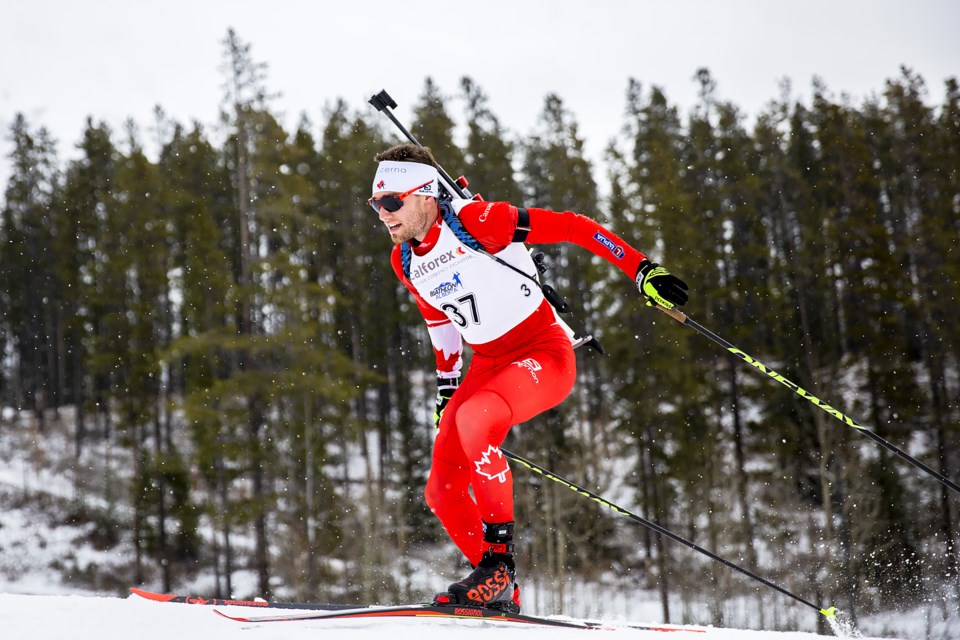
[424,327,576,566]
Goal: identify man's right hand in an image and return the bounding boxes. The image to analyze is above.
[434,376,459,428]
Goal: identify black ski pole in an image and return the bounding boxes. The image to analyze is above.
[651,304,960,497]
[501,447,838,619]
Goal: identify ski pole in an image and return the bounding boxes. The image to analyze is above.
[652,304,960,496]
[501,447,838,619]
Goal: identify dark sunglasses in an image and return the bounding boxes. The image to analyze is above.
[368,180,434,214]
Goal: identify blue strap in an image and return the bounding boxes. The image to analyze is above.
[438,201,483,252]
[400,242,412,279]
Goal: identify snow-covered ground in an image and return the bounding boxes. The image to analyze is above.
[0,591,891,640]
[2,410,958,639]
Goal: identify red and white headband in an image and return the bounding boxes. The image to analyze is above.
[372,161,439,197]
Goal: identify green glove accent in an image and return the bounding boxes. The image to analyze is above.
[636,259,690,310]
[434,376,459,429]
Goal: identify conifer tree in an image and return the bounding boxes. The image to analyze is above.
[611,79,705,623]
[514,92,617,608]
[57,118,121,458]
[0,115,61,420]
[312,101,410,601]
[158,119,234,589]
[931,77,960,600]
[412,77,466,176]
[460,76,522,202]
[680,70,765,618]
[862,69,954,604]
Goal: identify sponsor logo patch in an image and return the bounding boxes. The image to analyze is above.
[410,249,466,280]
[428,273,464,299]
[593,231,625,259]
[513,358,542,383]
[478,202,494,222]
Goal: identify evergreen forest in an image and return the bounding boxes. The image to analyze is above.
[2,30,959,633]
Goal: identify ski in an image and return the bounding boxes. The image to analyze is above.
[213,602,705,633]
[133,587,704,633]
[129,587,361,611]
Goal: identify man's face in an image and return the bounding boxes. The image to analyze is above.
[373,192,436,244]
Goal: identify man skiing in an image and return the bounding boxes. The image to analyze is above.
[370,143,689,613]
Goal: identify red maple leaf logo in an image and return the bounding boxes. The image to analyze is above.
[474,445,510,483]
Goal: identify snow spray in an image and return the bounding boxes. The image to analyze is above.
[825,608,863,638]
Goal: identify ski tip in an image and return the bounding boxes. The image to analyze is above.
[129,587,176,603]
[819,605,838,618]
[213,609,248,622]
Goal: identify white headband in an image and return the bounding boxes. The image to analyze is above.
[372,161,439,197]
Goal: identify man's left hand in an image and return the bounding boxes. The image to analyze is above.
[636,259,689,309]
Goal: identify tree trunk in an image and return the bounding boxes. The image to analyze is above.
[727,360,758,572]
[152,408,170,591]
[249,396,271,597]
[216,454,234,597]
[645,426,671,624]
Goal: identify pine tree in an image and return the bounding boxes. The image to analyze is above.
[158,118,234,589]
[514,91,619,610]
[0,115,61,421]
[931,76,960,601]
[175,27,281,597]
[862,68,955,605]
[316,101,426,600]
[412,77,466,182]
[460,76,522,202]
[610,79,708,623]
[680,70,767,621]
[57,118,121,458]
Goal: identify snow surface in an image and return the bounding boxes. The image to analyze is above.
[0,592,893,640]
[1,411,956,639]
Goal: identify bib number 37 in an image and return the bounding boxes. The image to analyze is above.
[441,293,480,328]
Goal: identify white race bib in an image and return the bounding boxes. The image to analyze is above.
[408,213,544,344]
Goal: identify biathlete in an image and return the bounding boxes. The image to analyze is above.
[369,143,689,613]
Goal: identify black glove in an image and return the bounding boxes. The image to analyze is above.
[434,375,459,428]
[636,259,689,309]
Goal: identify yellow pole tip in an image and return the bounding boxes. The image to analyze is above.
[819,606,838,618]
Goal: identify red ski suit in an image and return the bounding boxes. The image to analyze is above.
[390,200,645,566]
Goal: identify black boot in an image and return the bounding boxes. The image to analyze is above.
[437,521,520,613]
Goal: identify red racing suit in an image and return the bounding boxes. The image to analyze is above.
[390,199,646,566]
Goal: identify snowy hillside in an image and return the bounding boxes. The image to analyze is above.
[1,408,959,639]
[0,591,890,640]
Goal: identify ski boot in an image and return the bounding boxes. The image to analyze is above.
[435,521,521,613]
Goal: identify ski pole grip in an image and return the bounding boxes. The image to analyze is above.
[655,304,688,324]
